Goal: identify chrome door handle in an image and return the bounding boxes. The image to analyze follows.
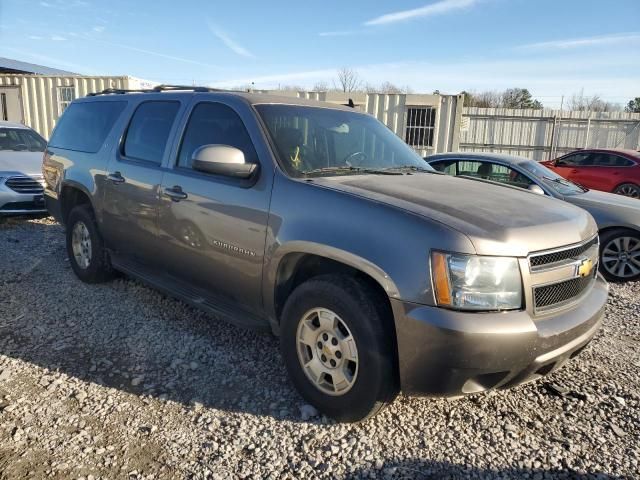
[107,172,125,184]
[163,186,188,201]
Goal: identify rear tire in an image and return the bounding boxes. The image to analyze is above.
[280,274,398,422]
[66,205,115,283]
[599,228,640,282]
[613,183,639,199]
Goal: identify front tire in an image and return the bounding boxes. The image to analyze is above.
[66,205,115,283]
[599,228,640,282]
[613,183,640,199]
[280,275,398,422]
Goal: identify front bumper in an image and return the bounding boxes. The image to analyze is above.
[391,275,608,396]
[0,178,47,216]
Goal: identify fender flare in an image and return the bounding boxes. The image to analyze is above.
[263,240,401,325]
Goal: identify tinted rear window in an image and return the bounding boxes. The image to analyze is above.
[49,101,127,153]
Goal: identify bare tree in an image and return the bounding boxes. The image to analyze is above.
[363,81,412,94]
[312,81,329,92]
[463,89,543,109]
[334,67,362,93]
[566,89,622,112]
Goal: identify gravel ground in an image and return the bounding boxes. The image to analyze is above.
[0,216,638,480]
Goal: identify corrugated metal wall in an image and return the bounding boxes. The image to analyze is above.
[0,75,129,138]
[460,107,640,161]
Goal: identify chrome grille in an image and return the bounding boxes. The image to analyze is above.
[530,237,598,268]
[5,175,44,194]
[534,274,595,310]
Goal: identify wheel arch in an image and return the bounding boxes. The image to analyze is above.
[266,242,400,331]
[59,181,95,226]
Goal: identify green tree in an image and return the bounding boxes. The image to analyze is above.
[625,97,640,113]
[502,88,543,109]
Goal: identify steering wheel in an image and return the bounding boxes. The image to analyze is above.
[344,151,368,167]
[13,143,29,151]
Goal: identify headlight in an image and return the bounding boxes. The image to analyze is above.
[432,252,523,311]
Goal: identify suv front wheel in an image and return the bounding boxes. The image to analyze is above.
[66,205,115,283]
[280,275,398,422]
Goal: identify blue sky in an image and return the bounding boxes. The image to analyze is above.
[1,0,639,107]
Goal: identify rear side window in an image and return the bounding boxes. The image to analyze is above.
[49,101,126,153]
[123,101,180,164]
[590,153,635,167]
[177,102,258,169]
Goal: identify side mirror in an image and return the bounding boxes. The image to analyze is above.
[528,184,545,195]
[191,145,259,179]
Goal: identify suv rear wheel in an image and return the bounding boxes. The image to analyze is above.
[599,228,640,282]
[280,274,398,422]
[66,205,115,283]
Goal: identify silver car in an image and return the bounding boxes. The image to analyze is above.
[427,152,640,282]
[0,121,48,218]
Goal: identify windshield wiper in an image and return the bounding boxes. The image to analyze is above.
[301,166,403,176]
[542,175,587,192]
[379,165,443,174]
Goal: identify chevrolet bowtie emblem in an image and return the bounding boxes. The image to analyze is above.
[578,258,593,277]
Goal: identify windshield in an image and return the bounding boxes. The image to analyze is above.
[520,160,586,195]
[0,128,47,152]
[255,104,433,177]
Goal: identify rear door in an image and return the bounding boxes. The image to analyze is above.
[583,152,636,192]
[102,99,183,264]
[157,97,273,316]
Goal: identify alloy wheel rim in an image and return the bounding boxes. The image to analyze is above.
[617,185,639,198]
[71,221,92,269]
[296,308,359,396]
[602,236,640,279]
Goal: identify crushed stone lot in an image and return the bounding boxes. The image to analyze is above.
[0,217,638,480]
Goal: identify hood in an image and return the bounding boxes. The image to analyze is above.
[564,189,640,228]
[0,151,44,177]
[313,173,598,257]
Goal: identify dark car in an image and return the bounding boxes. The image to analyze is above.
[541,149,640,199]
[427,152,640,282]
[43,86,607,422]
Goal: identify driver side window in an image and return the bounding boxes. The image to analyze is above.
[558,152,590,166]
[462,161,534,189]
[177,102,258,169]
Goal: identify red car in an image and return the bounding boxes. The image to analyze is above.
[542,149,640,199]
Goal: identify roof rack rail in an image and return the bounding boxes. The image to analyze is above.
[87,84,226,96]
[87,88,151,96]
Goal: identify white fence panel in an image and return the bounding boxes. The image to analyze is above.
[460,107,640,161]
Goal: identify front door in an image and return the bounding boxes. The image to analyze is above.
[157,99,273,315]
[102,100,182,264]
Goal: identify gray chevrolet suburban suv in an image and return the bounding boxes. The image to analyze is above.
[43,86,609,422]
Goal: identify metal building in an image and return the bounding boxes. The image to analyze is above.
[0,58,156,138]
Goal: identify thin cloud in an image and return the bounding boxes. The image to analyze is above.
[50,35,66,41]
[319,30,356,37]
[364,0,479,26]
[80,35,222,69]
[518,32,640,50]
[28,35,44,40]
[92,25,106,33]
[209,68,337,88]
[206,21,254,58]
